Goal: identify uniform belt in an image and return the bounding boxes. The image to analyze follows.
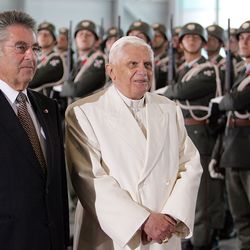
[184,118,208,126]
[228,118,250,127]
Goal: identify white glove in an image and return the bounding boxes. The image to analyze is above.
[208,159,224,180]
[210,96,224,104]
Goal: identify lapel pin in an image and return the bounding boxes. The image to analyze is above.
[43,109,49,113]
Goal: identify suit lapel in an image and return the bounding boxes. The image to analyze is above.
[138,93,168,184]
[0,91,45,180]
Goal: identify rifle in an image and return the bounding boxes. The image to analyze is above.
[117,15,122,38]
[167,15,176,86]
[224,18,234,93]
[59,20,74,102]
[99,17,105,41]
[66,20,73,80]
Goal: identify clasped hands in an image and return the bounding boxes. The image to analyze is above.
[141,212,177,245]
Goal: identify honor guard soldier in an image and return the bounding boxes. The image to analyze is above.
[172,26,185,68]
[230,28,241,60]
[205,24,225,66]
[152,23,169,89]
[206,24,237,242]
[56,27,74,70]
[205,25,226,95]
[56,27,68,54]
[126,20,153,44]
[212,20,250,250]
[164,22,224,250]
[60,20,106,99]
[101,26,123,57]
[55,27,74,81]
[29,21,66,96]
[101,26,123,86]
[230,27,245,73]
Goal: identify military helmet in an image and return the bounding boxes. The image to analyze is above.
[230,28,237,36]
[74,20,98,39]
[206,24,225,44]
[105,26,123,40]
[236,20,250,40]
[173,26,182,36]
[58,27,68,38]
[100,26,123,51]
[126,20,153,42]
[152,23,167,40]
[38,21,56,40]
[179,22,207,43]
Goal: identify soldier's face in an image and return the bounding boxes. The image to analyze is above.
[0,25,38,91]
[229,35,239,54]
[106,44,153,100]
[181,34,203,54]
[128,30,148,43]
[37,30,55,49]
[238,33,250,58]
[173,35,179,48]
[152,31,167,50]
[106,36,118,52]
[75,30,96,51]
[205,35,221,53]
[57,34,68,51]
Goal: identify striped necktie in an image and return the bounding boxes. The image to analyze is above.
[16,92,47,175]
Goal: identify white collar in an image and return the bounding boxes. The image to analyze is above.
[0,79,28,104]
[115,87,145,111]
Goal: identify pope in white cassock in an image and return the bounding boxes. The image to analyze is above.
[65,36,203,250]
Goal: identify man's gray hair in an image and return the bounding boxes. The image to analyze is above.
[108,36,154,64]
[0,10,36,44]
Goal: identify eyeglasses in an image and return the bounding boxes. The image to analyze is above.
[6,42,41,56]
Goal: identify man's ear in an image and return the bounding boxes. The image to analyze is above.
[106,63,116,81]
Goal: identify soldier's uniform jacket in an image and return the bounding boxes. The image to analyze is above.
[219,53,245,91]
[165,56,222,155]
[233,54,245,75]
[61,50,106,98]
[154,51,169,90]
[29,50,66,95]
[175,50,185,69]
[165,56,225,245]
[58,48,74,74]
[210,54,225,67]
[219,67,250,168]
[209,54,226,93]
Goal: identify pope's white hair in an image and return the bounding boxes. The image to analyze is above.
[108,35,154,64]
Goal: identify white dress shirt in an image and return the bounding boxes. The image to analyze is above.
[0,80,47,158]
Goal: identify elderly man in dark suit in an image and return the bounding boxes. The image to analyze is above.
[0,10,69,250]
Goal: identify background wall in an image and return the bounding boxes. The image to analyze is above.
[0,0,249,35]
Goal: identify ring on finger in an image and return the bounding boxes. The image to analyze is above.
[162,237,169,243]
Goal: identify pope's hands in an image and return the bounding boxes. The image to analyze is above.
[141,213,177,244]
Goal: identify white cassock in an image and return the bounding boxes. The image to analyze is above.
[65,84,203,250]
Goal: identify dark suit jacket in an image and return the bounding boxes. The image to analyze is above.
[0,89,69,250]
